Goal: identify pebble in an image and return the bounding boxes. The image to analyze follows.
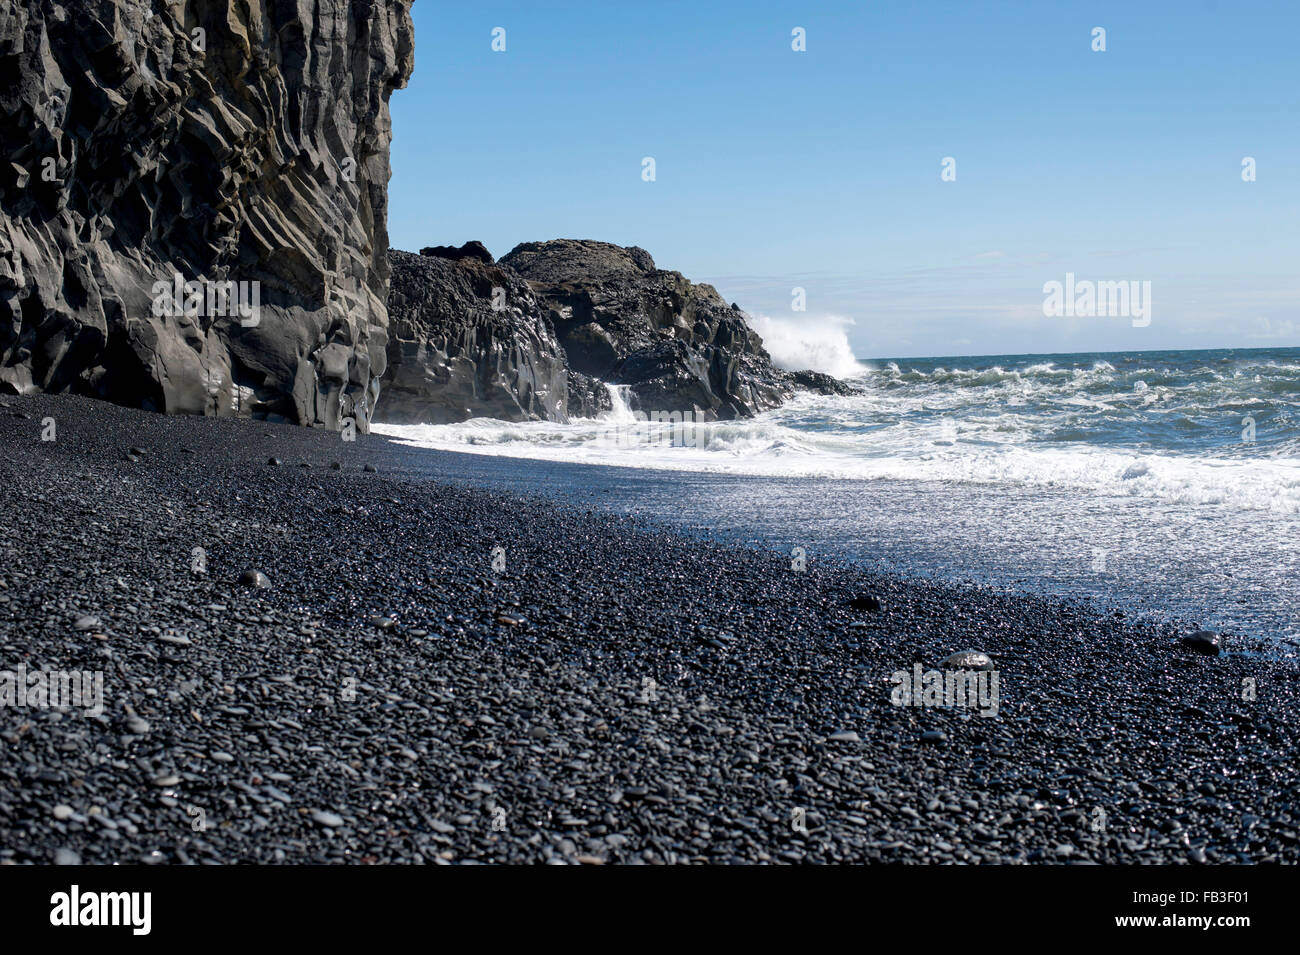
[238,568,271,589]
[73,615,100,631]
[1181,631,1222,656]
[54,848,81,865]
[4,392,1296,867]
[942,650,994,670]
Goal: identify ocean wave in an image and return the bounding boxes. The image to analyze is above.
[375,422,1300,516]
[744,313,865,379]
[374,348,1300,515]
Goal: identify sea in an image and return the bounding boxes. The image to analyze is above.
[375,347,1300,647]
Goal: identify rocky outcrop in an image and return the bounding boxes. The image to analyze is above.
[500,239,792,419]
[380,247,568,424]
[788,368,859,397]
[380,238,855,424]
[0,0,414,432]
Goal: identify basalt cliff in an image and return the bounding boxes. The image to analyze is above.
[0,0,414,432]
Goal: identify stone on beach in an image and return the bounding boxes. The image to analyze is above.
[942,650,994,670]
[1182,631,1222,656]
[238,569,272,589]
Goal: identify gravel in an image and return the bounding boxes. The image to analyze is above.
[0,393,1296,865]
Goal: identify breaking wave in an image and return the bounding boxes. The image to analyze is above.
[374,347,1300,515]
[745,313,865,379]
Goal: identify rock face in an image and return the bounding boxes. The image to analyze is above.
[565,369,613,419]
[0,1,414,432]
[380,248,568,424]
[500,239,793,419]
[380,238,856,424]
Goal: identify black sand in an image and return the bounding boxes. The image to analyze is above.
[1,393,1296,864]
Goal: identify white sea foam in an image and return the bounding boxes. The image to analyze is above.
[373,350,1300,515]
[744,313,865,379]
[376,411,1300,516]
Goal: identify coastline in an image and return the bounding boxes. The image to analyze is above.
[2,393,1296,864]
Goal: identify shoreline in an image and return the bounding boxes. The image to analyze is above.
[1,393,1296,864]
[375,423,1300,651]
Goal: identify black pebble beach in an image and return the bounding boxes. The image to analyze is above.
[1,393,1296,864]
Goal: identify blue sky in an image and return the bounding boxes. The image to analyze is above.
[389,0,1299,360]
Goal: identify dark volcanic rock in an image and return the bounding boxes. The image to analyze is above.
[419,242,494,265]
[354,234,849,426]
[501,239,791,419]
[1182,630,1222,656]
[0,0,415,433]
[380,250,568,424]
[566,370,613,419]
[611,340,722,415]
[789,369,859,397]
[237,568,271,589]
[848,595,882,612]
